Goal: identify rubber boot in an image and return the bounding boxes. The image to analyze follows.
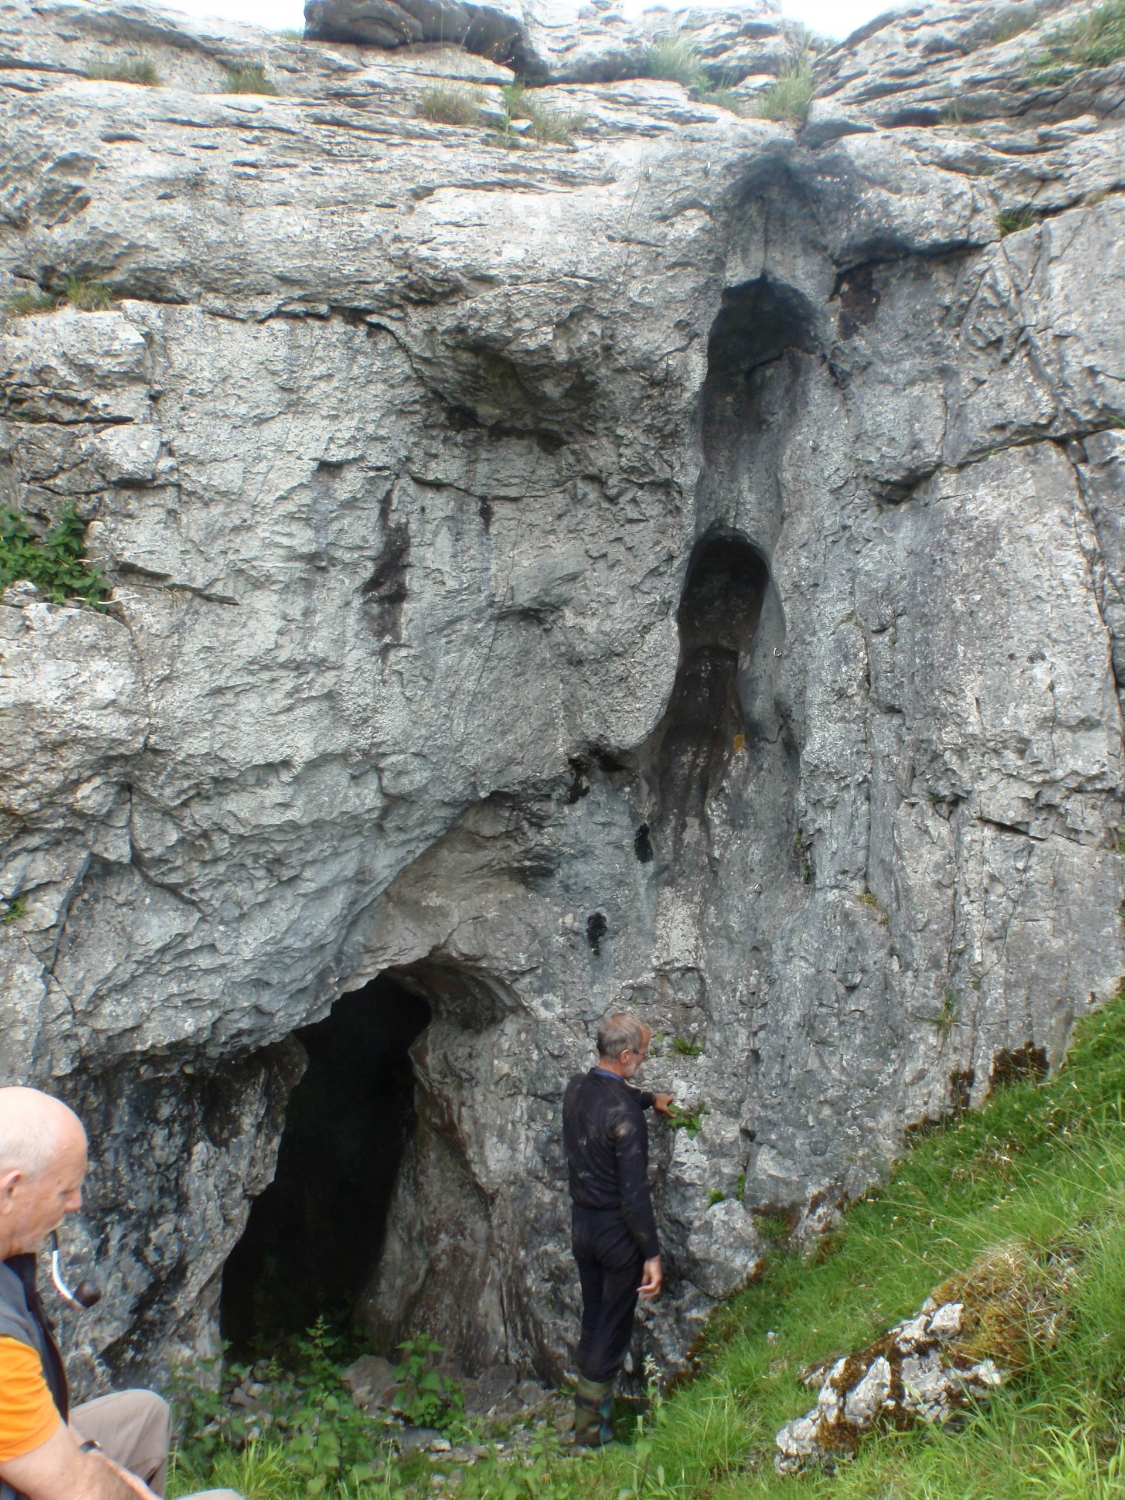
[574,1376,614,1448]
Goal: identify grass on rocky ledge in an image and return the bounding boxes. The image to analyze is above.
[1030,0,1125,81]
[86,56,160,85]
[168,989,1125,1499]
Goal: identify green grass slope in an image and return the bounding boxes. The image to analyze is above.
[171,991,1125,1499]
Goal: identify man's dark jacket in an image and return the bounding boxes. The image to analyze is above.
[0,1254,69,1500]
[563,1069,660,1259]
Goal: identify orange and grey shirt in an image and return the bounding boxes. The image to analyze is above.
[0,1256,68,1500]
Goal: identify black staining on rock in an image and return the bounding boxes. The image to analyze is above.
[220,974,431,1356]
[586,911,608,954]
[949,1068,975,1113]
[634,823,653,863]
[989,1043,1048,1092]
[837,264,880,339]
[479,498,493,532]
[566,758,591,803]
[651,533,769,842]
[362,513,410,640]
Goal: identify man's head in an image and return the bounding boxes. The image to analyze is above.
[596,1012,651,1080]
[0,1087,87,1259]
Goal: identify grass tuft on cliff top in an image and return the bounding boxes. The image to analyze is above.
[169,987,1125,1498]
[1030,0,1125,81]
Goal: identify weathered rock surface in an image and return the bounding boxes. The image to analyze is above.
[1,0,1124,1398]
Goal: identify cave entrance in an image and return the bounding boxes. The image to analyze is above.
[220,975,430,1357]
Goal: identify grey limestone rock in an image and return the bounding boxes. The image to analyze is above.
[1,0,1124,1399]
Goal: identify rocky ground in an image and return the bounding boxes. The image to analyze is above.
[2,0,1124,1405]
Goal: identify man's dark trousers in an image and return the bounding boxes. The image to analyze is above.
[572,1206,644,1383]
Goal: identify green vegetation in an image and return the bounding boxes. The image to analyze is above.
[493,83,585,145]
[698,86,746,114]
[751,55,815,125]
[672,1035,703,1057]
[644,34,707,90]
[0,507,109,608]
[925,987,961,1037]
[394,1335,464,1431]
[855,891,888,924]
[997,204,1038,235]
[4,275,114,316]
[86,56,160,85]
[419,84,483,125]
[667,1101,710,1139]
[225,63,278,95]
[169,991,1125,1499]
[1030,0,1125,81]
[0,895,28,925]
[277,27,305,41]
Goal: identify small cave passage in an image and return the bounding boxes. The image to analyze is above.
[220,976,430,1357]
[653,534,769,836]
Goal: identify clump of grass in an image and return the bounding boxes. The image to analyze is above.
[644,33,707,90]
[1030,0,1125,81]
[752,55,815,124]
[418,84,483,126]
[708,1189,727,1207]
[277,27,305,41]
[997,203,1037,234]
[495,83,583,144]
[0,506,109,609]
[61,274,114,310]
[856,890,889,924]
[990,2,1040,43]
[86,56,160,85]
[672,1034,703,1057]
[4,287,57,316]
[0,895,28,924]
[224,63,277,95]
[925,987,961,1037]
[699,85,745,113]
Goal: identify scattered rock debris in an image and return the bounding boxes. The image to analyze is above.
[775,1242,1078,1475]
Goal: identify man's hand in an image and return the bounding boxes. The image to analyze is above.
[0,1421,159,1500]
[653,1094,675,1117]
[638,1256,663,1299]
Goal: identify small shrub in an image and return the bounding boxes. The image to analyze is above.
[87,56,160,85]
[644,34,707,90]
[0,507,109,609]
[752,57,815,125]
[1030,0,1125,81]
[0,895,28,925]
[672,1034,703,1057]
[419,84,483,125]
[997,203,1037,234]
[224,63,277,95]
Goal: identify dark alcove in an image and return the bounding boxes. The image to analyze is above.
[220,975,430,1356]
[651,534,769,839]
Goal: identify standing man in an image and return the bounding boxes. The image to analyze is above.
[0,1085,241,1500]
[563,1013,673,1448]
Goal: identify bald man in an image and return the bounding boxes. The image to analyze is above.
[0,1086,240,1500]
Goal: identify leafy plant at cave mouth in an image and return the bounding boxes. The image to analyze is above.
[1030,0,1125,81]
[394,1334,465,1432]
[0,507,109,608]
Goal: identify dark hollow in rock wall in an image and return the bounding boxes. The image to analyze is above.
[220,976,430,1355]
[649,534,770,849]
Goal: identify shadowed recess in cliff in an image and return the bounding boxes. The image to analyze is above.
[647,533,769,847]
[220,976,430,1356]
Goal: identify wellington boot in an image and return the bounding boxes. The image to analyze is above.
[574,1377,614,1448]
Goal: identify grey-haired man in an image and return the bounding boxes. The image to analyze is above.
[562,1014,672,1447]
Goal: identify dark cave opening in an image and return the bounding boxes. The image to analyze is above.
[653,534,770,834]
[219,975,430,1357]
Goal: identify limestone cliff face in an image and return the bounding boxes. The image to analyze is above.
[2,0,1124,1392]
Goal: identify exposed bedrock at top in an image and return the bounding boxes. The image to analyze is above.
[2,0,1125,1393]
